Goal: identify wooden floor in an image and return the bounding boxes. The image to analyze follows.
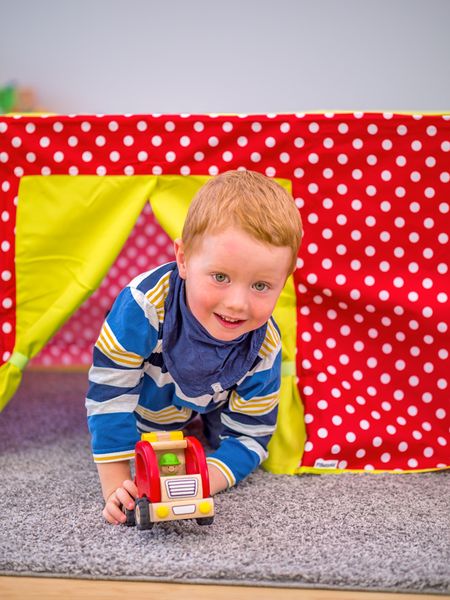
[0,577,446,600]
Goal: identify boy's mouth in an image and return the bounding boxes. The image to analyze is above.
[214,313,245,328]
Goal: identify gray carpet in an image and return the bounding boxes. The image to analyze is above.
[0,371,449,594]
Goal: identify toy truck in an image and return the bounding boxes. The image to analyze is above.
[124,430,215,529]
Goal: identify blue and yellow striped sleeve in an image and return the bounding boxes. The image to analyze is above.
[86,284,160,462]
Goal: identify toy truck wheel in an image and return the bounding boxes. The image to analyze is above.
[122,505,135,527]
[196,516,214,526]
[135,497,153,530]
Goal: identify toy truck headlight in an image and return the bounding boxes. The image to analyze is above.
[156,506,170,519]
[199,501,212,515]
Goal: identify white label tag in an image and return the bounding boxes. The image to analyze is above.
[314,459,339,469]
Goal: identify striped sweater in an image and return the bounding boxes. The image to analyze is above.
[86,262,282,487]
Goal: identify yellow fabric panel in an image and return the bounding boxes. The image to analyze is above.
[264,275,305,474]
[0,362,23,411]
[151,175,211,239]
[1,175,157,410]
[150,175,305,474]
[15,175,157,355]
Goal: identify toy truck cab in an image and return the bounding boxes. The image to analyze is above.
[125,430,214,529]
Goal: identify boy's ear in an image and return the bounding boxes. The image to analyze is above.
[174,238,187,278]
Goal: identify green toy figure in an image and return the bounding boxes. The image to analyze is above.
[159,452,181,476]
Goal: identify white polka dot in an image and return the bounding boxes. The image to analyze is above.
[2,297,12,309]
[137,151,148,162]
[318,428,328,439]
[264,136,276,148]
[436,408,446,419]
[2,321,12,333]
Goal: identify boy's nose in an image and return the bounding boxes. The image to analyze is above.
[223,288,249,315]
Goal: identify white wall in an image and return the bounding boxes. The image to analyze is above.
[1,0,449,114]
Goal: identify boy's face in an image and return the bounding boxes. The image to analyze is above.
[174,228,292,342]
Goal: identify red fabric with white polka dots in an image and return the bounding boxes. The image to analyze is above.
[0,112,448,472]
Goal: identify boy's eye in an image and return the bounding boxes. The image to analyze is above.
[213,273,229,283]
[253,281,269,292]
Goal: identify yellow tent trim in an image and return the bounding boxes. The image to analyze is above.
[296,466,450,475]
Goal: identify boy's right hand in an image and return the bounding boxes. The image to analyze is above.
[103,479,138,525]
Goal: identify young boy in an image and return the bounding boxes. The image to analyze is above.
[86,169,302,524]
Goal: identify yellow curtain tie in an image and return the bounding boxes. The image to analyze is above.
[9,352,29,370]
[281,361,296,377]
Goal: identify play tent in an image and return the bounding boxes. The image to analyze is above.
[0,111,449,475]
